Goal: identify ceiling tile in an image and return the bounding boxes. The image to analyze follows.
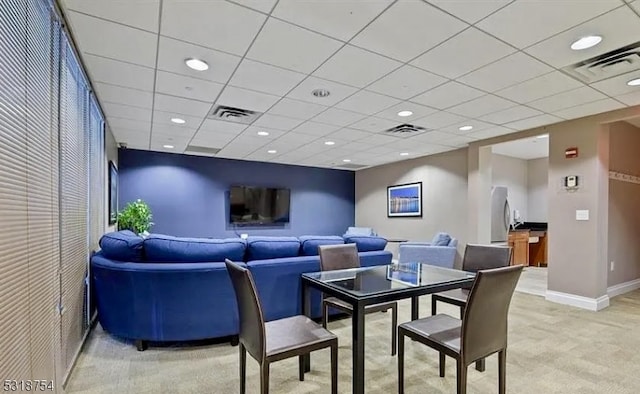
[326,128,373,142]
[292,121,340,136]
[157,37,241,84]
[272,0,393,41]
[162,0,265,56]
[526,7,640,68]
[151,123,197,138]
[462,126,514,141]
[408,130,458,144]
[241,125,287,140]
[441,119,496,134]
[273,132,319,147]
[426,0,511,24]
[154,94,212,117]
[374,102,438,122]
[448,95,516,118]
[246,18,342,73]
[552,98,625,119]
[414,111,467,129]
[351,0,467,62]
[83,55,155,92]
[313,45,401,88]
[153,111,203,128]
[528,86,608,112]
[216,86,280,112]
[198,119,248,135]
[155,71,224,102]
[411,27,516,79]
[62,0,160,32]
[102,102,152,122]
[335,90,400,115]
[229,59,306,96]
[410,81,484,109]
[252,114,303,131]
[360,133,401,145]
[287,77,359,106]
[495,71,584,104]
[433,133,476,147]
[367,65,448,100]
[66,11,157,67]
[231,0,277,13]
[476,0,621,48]
[502,114,564,131]
[94,83,153,109]
[348,116,400,133]
[615,90,640,106]
[592,70,640,96]
[458,52,553,92]
[191,132,236,148]
[479,105,543,125]
[107,117,151,133]
[268,98,328,120]
[311,107,367,127]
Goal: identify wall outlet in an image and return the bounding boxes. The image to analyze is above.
[240,233,248,239]
[610,261,615,271]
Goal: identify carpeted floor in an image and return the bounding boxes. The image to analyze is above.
[66,282,640,393]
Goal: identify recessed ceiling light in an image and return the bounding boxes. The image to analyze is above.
[324,141,335,146]
[459,125,473,131]
[397,110,413,117]
[185,58,209,71]
[536,134,549,139]
[257,131,270,136]
[570,35,602,50]
[163,144,174,149]
[171,117,186,124]
[312,88,331,98]
[627,78,640,86]
[267,149,277,154]
[400,152,409,156]
[343,159,351,162]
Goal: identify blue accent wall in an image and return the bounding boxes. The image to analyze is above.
[118,149,355,237]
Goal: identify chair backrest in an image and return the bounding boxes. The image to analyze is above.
[225,259,265,362]
[318,243,360,271]
[461,265,523,364]
[462,244,512,272]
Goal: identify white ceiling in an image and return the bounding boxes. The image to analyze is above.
[491,135,549,160]
[59,0,640,170]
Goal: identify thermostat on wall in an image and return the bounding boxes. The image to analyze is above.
[564,175,579,188]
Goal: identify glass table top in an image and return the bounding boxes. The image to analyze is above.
[302,262,475,298]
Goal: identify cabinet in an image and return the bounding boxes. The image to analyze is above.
[528,231,548,267]
[508,231,529,266]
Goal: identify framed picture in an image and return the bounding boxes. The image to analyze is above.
[387,182,422,217]
[108,161,118,225]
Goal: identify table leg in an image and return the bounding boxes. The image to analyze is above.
[302,280,311,373]
[411,296,420,320]
[352,302,365,394]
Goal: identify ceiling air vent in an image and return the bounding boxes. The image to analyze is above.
[208,105,262,124]
[385,124,427,134]
[334,163,368,170]
[184,145,221,155]
[563,41,640,83]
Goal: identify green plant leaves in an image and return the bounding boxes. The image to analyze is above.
[117,198,153,235]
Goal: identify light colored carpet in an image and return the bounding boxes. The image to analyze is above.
[66,282,640,393]
[515,266,547,297]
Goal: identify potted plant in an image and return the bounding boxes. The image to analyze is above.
[117,199,154,236]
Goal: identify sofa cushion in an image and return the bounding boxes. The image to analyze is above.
[246,236,301,261]
[99,230,144,261]
[343,235,387,252]
[299,235,344,256]
[144,234,246,263]
[431,232,452,246]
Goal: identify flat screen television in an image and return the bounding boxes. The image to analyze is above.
[229,185,291,225]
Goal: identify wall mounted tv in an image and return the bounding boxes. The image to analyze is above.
[229,185,291,225]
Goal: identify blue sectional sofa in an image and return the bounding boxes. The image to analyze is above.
[91,231,392,349]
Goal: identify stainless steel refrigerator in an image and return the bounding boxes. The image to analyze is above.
[491,186,511,243]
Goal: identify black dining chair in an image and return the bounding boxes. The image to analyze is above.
[225,259,338,394]
[398,265,523,394]
[318,243,398,356]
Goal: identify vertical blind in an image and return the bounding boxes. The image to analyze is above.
[0,0,106,389]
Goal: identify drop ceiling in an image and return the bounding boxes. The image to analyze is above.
[491,135,549,160]
[59,0,640,170]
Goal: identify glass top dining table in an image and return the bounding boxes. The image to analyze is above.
[301,263,476,394]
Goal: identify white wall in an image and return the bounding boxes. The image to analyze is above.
[491,153,528,221]
[527,157,549,222]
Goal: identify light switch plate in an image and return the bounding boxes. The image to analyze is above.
[240,233,248,239]
[576,210,589,221]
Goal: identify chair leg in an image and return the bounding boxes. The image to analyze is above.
[439,353,446,377]
[260,362,270,394]
[239,344,246,394]
[456,359,467,394]
[322,302,328,329]
[498,349,507,394]
[475,358,485,372]
[398,333,405,394]
[299,355,305,381]
[391,304,397,356]
[331,342,338,394]
[431,296,437,315]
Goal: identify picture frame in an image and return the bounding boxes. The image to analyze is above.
[387,182,422,217]
[108,161,118,225]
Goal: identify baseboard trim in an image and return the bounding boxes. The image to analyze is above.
[607,278,640,298]
[545,290,610,311]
